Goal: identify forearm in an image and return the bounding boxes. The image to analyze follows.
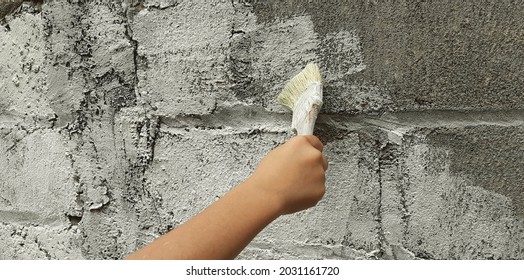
[126,179,283,260]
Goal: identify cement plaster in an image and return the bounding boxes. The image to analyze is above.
[1,0,524,260]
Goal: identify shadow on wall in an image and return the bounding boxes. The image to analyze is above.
[0,0,43,22]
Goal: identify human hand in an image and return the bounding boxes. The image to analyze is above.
[247,135,328,215]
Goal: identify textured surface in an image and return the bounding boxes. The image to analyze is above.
[1,0,524,259]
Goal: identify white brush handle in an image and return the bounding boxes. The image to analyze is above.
[292,82,323,135]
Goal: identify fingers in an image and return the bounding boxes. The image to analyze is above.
[322,155,328,171]
[297,135,328,171]
[302,135,323,152]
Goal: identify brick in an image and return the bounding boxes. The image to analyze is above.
[0,128,75,222]
[0,13,53,119]
[43,0,136,126]
[228,15,319,112]
[133,0,234,117]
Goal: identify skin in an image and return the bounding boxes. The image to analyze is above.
[126,135,328,260]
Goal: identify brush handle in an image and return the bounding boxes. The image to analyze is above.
[292,83,323,135]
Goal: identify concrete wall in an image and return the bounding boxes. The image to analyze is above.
[1,0,524,259]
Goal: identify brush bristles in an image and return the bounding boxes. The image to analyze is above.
[277,63,322,110]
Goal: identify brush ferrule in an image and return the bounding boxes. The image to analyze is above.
[291,82,323,135]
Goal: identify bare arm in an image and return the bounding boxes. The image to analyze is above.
[126,135,328,260]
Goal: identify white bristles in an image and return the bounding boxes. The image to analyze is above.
[277,63,323,110]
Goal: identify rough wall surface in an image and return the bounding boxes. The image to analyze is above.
[1,0,524,259]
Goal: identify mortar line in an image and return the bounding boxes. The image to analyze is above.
[375,142,388,258]
[153,108,524,130]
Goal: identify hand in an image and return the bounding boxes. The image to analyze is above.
[247,135,328,215]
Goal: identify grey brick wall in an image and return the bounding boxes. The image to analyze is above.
[1,0,523,259]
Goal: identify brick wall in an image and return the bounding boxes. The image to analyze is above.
[1,0,523,259]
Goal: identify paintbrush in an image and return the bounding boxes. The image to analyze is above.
[277,63,323,135]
